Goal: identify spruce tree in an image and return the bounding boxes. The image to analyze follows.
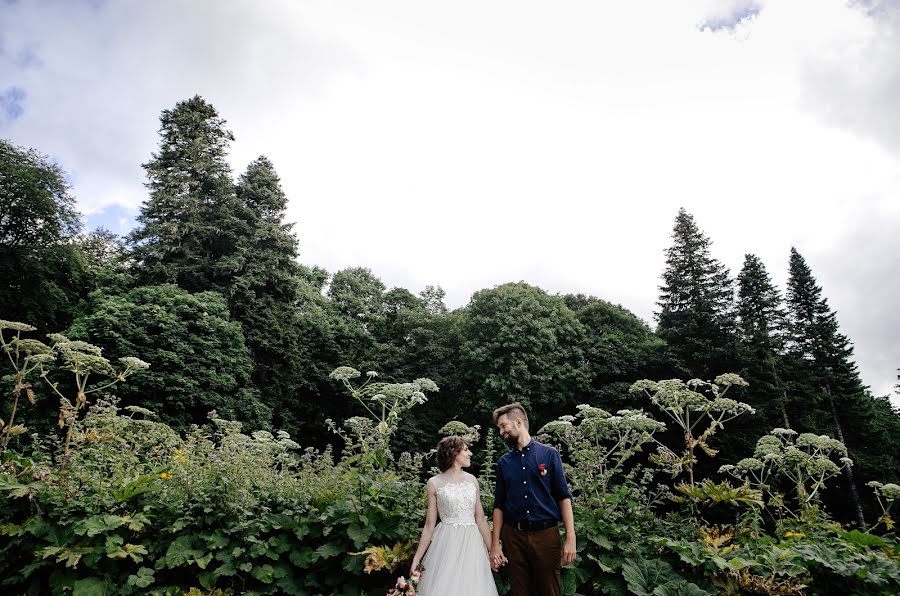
[736,254,791,431]
[231,156,313,432]
[656,208,737,377]
[785,247,866,526]
[129,96,249,294]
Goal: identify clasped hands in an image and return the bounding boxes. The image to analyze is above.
[489,546,508,572]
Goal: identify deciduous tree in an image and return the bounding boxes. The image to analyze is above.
[75,284,268,430]
[0,140,90,330]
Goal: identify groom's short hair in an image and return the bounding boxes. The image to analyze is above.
[492,402,529,429]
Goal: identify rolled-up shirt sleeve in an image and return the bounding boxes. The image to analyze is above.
[550,448,573,502]
[493,460,507,511]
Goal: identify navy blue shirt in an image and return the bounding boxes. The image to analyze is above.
[493,439,572,523]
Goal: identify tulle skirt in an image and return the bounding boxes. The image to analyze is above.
[417,523,499,596]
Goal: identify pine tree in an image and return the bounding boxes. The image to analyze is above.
[736,254,791,431]
[230,156,313,431]
[129,96,249,294]
[656,209,737,377]
[785,247,866,526]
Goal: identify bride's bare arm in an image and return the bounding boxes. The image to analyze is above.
[473,481,492,551]
[410,479,439,576]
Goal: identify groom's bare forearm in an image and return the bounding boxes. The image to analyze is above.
[491,508,503,547]
[559,498,577,566]
[560,498,575,538]
[489,508,507,570]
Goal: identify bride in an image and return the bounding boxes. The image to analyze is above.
[409,436,499,595]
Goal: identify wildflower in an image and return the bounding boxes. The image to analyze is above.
[784,531,805,538]
[329,366,361,381]
[119,356,150,370]
[413,378,439,393]
[124,405,155,417]
[0,320,36,332]
[629,379,658,393]
[159,473,173,480]
[714,373,749,387]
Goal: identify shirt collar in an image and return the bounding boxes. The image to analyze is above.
[513,438,535,454]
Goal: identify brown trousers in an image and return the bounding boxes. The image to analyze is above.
[500,524,561,596]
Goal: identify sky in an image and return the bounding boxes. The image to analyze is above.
[2,0,899,402]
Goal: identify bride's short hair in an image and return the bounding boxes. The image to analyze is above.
[436,436,467,471]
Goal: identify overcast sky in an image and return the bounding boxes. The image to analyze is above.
[2,0,899,402]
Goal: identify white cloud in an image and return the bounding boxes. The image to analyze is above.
[2,0,898,404]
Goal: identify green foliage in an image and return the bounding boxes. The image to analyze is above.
[459,282,590,418]
[73,285,269,430]
[621,558,711,596]
[2,346,899,595]
[0,140,92,331]
[672,479,763,509]
[563,294,666,388]
[0,350,432,594]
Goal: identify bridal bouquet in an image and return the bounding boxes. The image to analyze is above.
[387,574,418,596]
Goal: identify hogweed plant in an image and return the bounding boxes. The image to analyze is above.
[718,428,852,518]
[43,334,148,461]
[0,321,148,458]
[1,320,54,449]
[629,374,755,486]
[438,420,480,444]
[866,481,900,531]
[539,405,666,504]
[328,366,438,469]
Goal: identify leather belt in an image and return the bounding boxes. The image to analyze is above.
[511,519,557,532]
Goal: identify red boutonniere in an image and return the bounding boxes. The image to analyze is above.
[537,463,547,477]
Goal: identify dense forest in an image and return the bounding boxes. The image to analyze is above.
[2,96,900,594]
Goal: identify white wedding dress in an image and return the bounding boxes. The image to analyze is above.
[417,477,499,596]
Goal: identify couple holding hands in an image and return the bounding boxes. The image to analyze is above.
[410,403,576,596]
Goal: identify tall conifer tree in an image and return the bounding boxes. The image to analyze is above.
[736,253,790,431]
[785,247,866,526]
[656,209,737,377]
[129,96,249,294]
[231,156,314,431]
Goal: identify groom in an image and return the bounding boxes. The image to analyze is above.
[490,402,576,595]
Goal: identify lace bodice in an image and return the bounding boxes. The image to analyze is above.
[435,480,477,526]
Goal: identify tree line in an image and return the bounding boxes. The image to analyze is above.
[2,95,899,526]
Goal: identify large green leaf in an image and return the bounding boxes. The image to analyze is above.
[78,515,126,537]
[252,563,275,584]
[313,542,344,561]
[653,580,712,596]
[72,577,108,596]
[621,559,681,596]
[346,523,374,549]
[841,530,886,548]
